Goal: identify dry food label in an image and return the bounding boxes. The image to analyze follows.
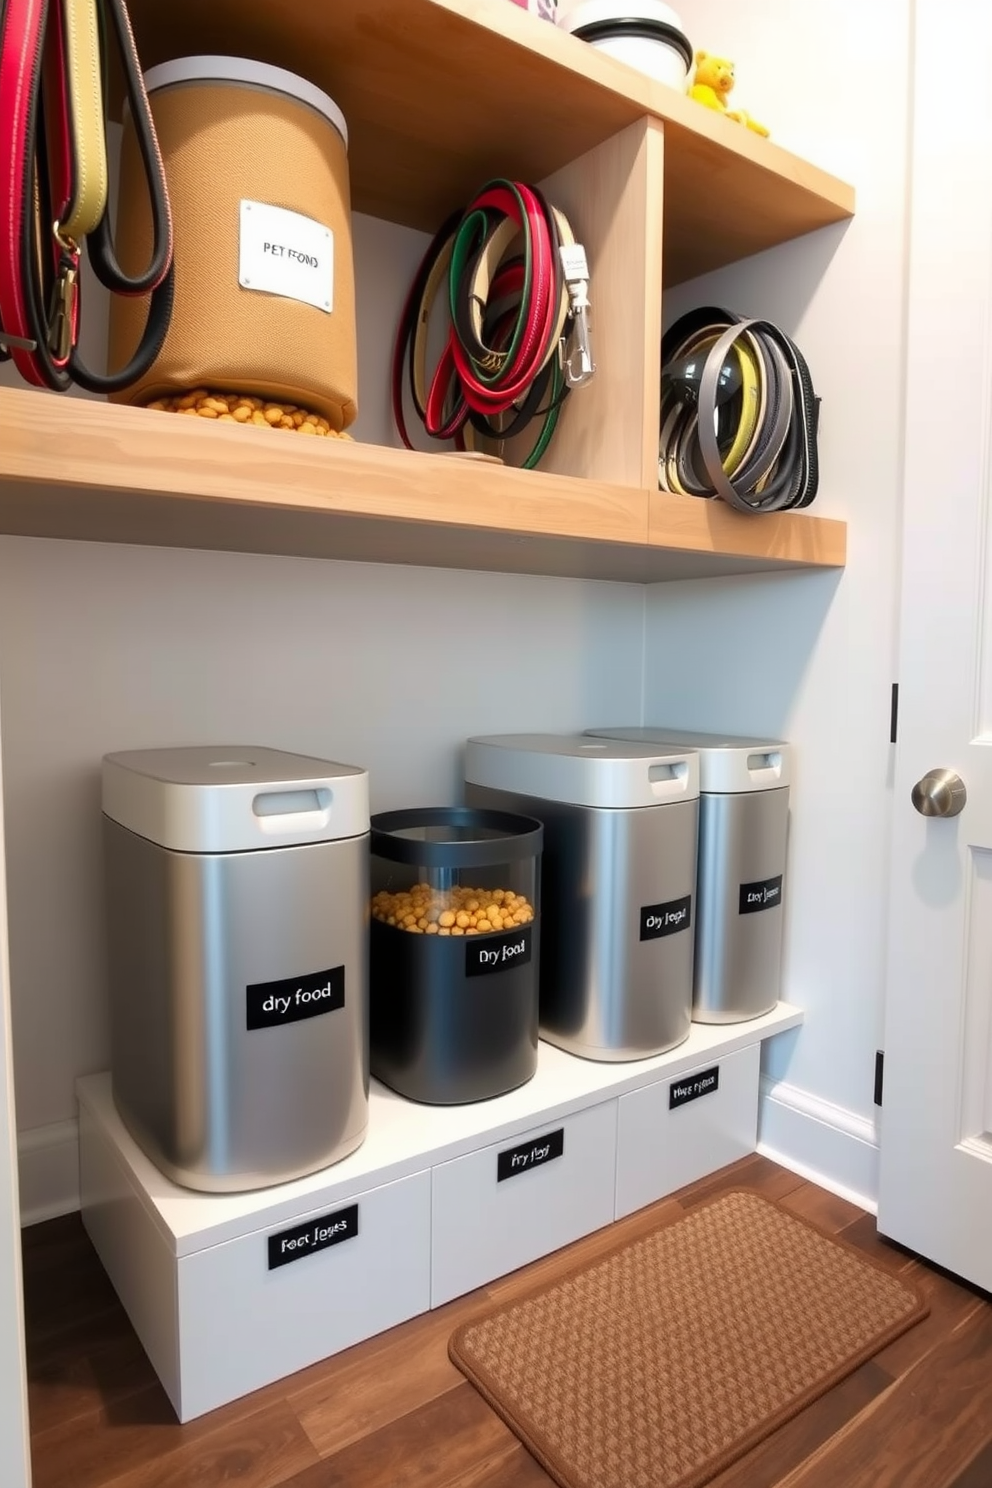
[465,924,533,977]
[669,1066,720,1110]
[739,874,784,914]
[246,965,344,1030]
[640,895,692,940]
[497,1128,564,1182]
[239,200,334,313]
[267,1204,358,1269]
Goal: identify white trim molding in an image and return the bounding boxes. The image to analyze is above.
[17,1118,80,1227]
[758,1076,880,1213]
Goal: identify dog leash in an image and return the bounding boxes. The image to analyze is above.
[0,0,174,393]
[660,306,820,512]
[392,179,595,469]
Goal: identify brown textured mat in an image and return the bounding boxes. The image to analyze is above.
[449,1190,928,1488]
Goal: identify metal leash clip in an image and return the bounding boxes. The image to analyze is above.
[559,242,596,388]
[0,328,39,352]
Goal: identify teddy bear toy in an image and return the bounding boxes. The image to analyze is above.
[689,51,769,138]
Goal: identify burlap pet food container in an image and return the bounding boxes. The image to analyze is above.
[110,56,357,429]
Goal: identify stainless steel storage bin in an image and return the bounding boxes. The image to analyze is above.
[588,728,790,1022]
[102,746,370,1192]
[465,734,699,1061]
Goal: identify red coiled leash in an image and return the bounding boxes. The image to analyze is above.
[0,0,174,393]
[392,179,595,469]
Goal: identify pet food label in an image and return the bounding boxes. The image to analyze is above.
[267,1204,358,1269]
[640,895,692,940]
[239,200,334,312]
[465,924,533,977]
[497,1128,564,1182]
[246,966,344,1030]
[669,1067,720,1110]
[739,875,784,915]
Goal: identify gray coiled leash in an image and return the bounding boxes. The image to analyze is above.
[660,307,820,513]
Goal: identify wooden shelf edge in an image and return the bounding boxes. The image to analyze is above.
[0,390,846,583]
[649,489,846,571]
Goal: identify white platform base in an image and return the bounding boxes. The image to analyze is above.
[78,1002,802,1422]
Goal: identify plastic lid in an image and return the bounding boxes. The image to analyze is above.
[142,56,348,150]
[465,733,699,808]
[103,745,369,852]
[585,728,791,795]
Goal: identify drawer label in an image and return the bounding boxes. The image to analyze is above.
[739,875,784,914]
[640,895,692,940]
[239,199,334,313]
[466,924,533,977]
[268,1203,359,1269]
[246,965,345,1030]
[669,1066,720,1110]
[497,1127,564,1182]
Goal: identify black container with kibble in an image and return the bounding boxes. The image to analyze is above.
[369,806,543,1104]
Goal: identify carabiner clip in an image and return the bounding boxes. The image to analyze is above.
[563,286,596,388]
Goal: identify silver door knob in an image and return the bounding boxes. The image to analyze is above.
[911,769,967,817]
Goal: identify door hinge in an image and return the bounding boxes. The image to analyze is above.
[874,1050,884,1107]
[889,683,899,745]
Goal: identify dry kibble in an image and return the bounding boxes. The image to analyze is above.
[371,884,534,937]
[143,388,355,440]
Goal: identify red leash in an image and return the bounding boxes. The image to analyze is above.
[0,0,174,393]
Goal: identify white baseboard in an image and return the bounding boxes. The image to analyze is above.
[757,1076,879,1214]
[17,1119,80,1227]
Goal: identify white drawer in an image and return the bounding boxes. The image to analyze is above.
[175,1169,431,1420]
[615,1042,760,1219]
[431,1099,617,1306]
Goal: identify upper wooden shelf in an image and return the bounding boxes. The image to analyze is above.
[119,0,855,285]
[0,390,845,583]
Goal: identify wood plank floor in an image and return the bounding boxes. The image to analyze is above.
[22,1154,992,1488]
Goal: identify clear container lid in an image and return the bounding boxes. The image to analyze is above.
[371,807,542,869]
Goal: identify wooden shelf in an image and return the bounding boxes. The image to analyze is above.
[119,0,854,285]
[0,390,846,582]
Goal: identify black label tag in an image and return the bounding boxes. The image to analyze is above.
[246,965,345,1031]
[640,895,692,941]
[669,1066,720,1109]
[465,924,533,978]
[739,875,784,915]
[497,1127,564,1182]
[267,1203,358,1269]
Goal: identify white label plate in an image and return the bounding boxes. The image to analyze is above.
[239,200,334,313]
[559,243,589,281]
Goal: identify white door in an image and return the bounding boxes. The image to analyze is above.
[877,0,992,1290]
[0,702,32,1485]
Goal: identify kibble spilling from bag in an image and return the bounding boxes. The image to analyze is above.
[146,389,354,437]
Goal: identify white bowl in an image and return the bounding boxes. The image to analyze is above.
[557,0,692,91]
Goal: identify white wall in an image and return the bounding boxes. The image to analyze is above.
[642,0,912,1201]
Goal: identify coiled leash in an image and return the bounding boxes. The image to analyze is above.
[0,0,174,393]
[392,179,595,469]
[660,306,820,513]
